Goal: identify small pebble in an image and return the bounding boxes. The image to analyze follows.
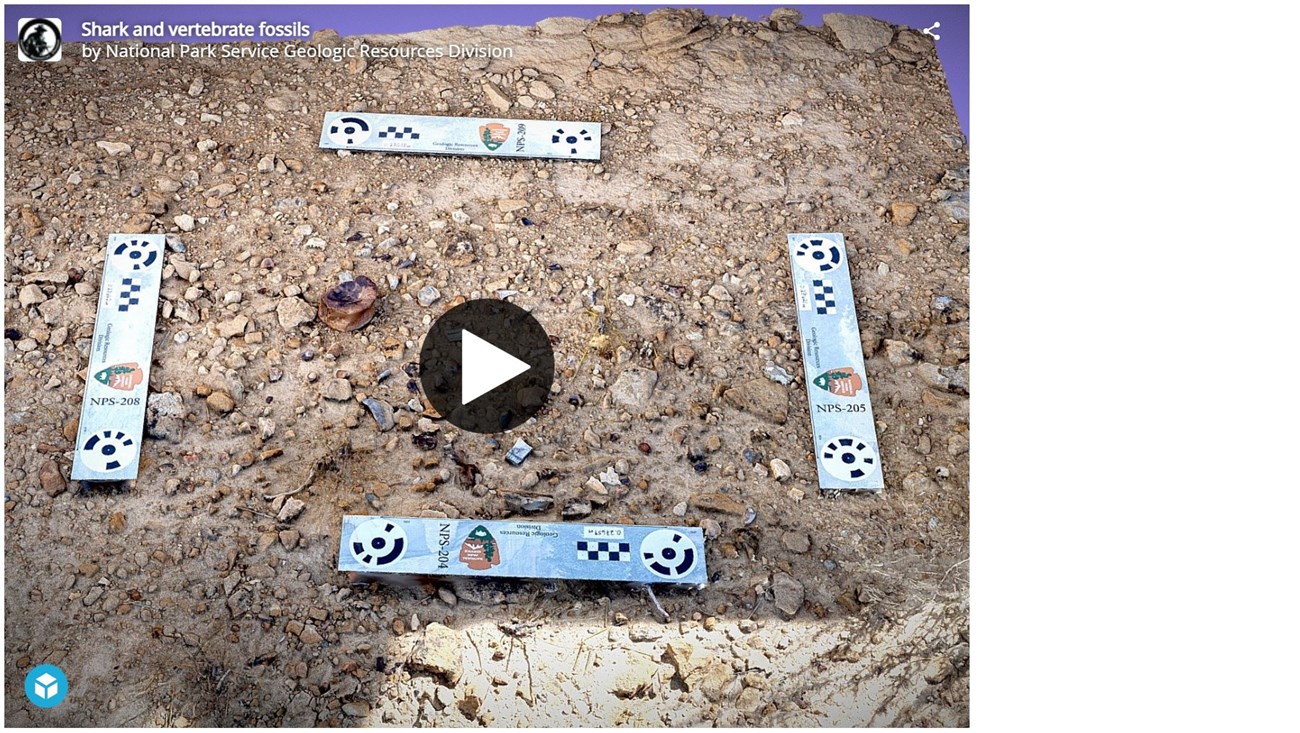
[319,275,379,331]
[362,398,395,432]
[770,458,792,481]
[764,364,794,385]
[417,285,441,307]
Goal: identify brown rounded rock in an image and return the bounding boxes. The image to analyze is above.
[206,391,236,413]
[781,530,811,554]
[890,201,919,226]
[39,459,66,497]
[672,343,696,368]
[318,275,379,331]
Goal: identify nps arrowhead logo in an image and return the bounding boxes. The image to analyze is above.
[812,366,863,397]
[94,362,144,391]
[478,123,510,151]
[458,525,503,570]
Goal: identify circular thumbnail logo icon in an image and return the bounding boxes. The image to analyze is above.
[18,19,62,63]
[25,664,68,708]
[418,299,554,434]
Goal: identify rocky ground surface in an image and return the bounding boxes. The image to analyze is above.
[4,8,969,726]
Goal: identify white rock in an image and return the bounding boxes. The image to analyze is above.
[215,315,249,339]
[18,284,46,307]
[277,497,306,522]
[609,367,658,407]
[96,141,133,156]
[529,80,555,100]
[770,458,792,481]
[617,240,653,256]
[174,214,195,232]
[276,297,316,329]
[417,285,441,307]
[482,81,511,112]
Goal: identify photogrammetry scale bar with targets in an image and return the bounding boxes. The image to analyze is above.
[71,234,165,481]
[339,516,708,586]
[319,111,602,161]
[788,233,885,491]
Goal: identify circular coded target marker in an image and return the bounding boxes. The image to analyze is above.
[109,238,159,272]
[792,236,845,274]
[639,529,699,580]
[348,518,408,568]
[328,116,372,146]
[819,435,879,482]
[80,429,138,473]
[551,127,593,156]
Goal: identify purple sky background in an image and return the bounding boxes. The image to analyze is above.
[6,4,968,135]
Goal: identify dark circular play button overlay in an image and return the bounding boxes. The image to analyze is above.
[418,299,554,434]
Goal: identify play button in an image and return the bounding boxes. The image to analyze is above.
[418,299,554,434]
[460,330,530,404]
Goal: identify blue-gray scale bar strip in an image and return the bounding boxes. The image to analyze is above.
[339,516,707,586]
[71,234,165,481]
[320,111,601,161]
[787,232,885,491]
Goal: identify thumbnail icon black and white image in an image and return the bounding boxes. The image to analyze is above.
[18,18,62,63]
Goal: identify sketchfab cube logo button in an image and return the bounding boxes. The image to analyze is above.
[25,664,68,708]
[18,18,62,62]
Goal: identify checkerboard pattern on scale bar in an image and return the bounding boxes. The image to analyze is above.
[811,279,837,315]
[117,278,143,312]
[576,540,631,562]
[378,126,420,140]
